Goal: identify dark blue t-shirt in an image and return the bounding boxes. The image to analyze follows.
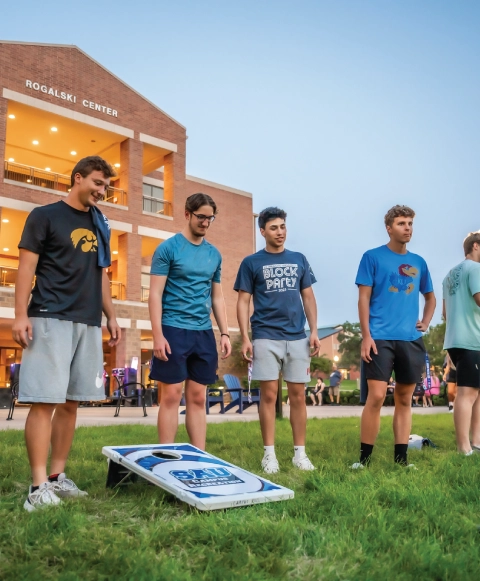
[355,245,434,341]
[234,248,316,340]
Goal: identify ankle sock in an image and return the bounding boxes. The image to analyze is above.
[48,473,61,482]
[294,446,305,460]
[394,444,408,465]
[360,443,374,465]
[263,446,275,457]
[31,484,40,492]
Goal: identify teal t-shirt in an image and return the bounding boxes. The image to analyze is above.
[151,233,222,330]
[443,259,480,350]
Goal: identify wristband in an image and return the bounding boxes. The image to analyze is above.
[221,333,230,338]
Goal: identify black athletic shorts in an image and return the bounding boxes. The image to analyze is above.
[447,349,480,389]
[364,338,426,384]
[149,325,218,385]
[446,370,457,383]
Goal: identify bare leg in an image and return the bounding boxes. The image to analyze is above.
[360,380,387,444]
[470,391,480,447]
[157,382,183,444]
[50,400,80,475]
[454,386,478,453]
[309,393,316,405]
[336,391,340,404]
[184,379,207,450]
[287,382,307,446]
[25,403,56,486]
[259,380,278,446]
[393,383,415,444]
[447,382,457,406]
[329,391,334,403]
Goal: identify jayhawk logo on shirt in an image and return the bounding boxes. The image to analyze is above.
[71,229,98,252]
[388,263,418,295]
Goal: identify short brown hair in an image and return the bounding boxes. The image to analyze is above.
[463,231,480,256]
[384,205,415,227]
[70,156,116,187]
[185,193,217,214]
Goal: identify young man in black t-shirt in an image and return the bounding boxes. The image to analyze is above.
[13,156,121,511]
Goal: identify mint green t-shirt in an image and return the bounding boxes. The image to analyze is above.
[443,259,480,350]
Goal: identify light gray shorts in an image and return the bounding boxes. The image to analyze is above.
[252,338,311,383]
[18,318,104,404]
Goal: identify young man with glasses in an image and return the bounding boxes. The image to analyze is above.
[149,193,231,450]
[353,205,435,469]
[235,207,320,474]
[443,231,480,455]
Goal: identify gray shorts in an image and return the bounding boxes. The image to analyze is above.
[252,338,311,383]
[18,318,104,404]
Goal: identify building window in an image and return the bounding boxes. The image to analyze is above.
[143,184,171,216]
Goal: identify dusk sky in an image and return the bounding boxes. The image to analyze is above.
[2,1,480,328]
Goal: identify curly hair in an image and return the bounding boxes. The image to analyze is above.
[258,207,287,230]
[384,205,415,227]
[70,156,115,187]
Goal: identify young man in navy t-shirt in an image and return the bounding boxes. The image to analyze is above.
[353,205,436,469]
[235,207,321,474]
[148,193,231,450]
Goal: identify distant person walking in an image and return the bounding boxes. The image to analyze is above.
[328,365,342,405]
[443,231,480,455]
[423,366,440,407]
[352,205,435,469]
[444,354,457,413]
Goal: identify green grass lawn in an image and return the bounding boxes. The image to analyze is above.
[1,415,480,580]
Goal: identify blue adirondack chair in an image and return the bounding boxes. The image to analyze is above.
[223,374,260,414]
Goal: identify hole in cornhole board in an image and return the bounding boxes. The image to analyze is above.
[152,451,182,460]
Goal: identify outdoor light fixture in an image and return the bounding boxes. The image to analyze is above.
[2,219,9,223]
[27,179,32,183]
[114,163,120,168]
[112,250,119,255]
[3,248,9,252]
[51,127,58,132]
[8,158,14,162]
[45,167,51,171]
[71,151,77,155]
[32,140,39,145]
[8,114,15,119]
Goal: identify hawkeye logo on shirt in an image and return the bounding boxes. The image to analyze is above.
[263,263,298,293]
[71,229,98,252]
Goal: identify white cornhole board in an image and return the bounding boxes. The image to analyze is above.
[102,443,294,511]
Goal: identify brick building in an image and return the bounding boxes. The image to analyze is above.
[0,41,254,389]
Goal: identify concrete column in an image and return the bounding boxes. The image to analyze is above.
[117,232,142,302]
[0,97,7,180]
[114,327,142,381]
[118,138,143,216]
[163,150,186,228]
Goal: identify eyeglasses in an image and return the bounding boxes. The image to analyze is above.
[191,212,216,223]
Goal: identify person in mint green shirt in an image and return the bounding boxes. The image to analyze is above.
[443,231,480,455]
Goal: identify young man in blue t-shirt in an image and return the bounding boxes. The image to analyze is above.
[148,193,231,450]
[443,231,480,455]
[354,205,436,468]
[235,207,321,474]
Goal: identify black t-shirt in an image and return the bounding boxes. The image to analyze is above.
[19,201,105,326]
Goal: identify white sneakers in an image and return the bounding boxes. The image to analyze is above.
[24,474,87,511]
[351,462,364,470]
[292,455,315,471]
[50,473,88,498]
[261,454,280,474]
[24,482,62,512]
[261,453,315,474]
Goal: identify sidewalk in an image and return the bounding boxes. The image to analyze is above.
[0,404,449,431]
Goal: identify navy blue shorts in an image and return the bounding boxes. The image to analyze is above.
[149,325,218,385]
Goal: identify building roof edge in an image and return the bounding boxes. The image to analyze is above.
[0,40,187,131]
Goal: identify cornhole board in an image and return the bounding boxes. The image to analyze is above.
[102,443,294,511]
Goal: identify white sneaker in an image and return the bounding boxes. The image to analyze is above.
[292,455,315,471]
[405,464,418,470]
[261,454,279,474]
[24,482,62,512]
[351,462,364,470]
[50,473,88,498]
[449,405,454,413]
